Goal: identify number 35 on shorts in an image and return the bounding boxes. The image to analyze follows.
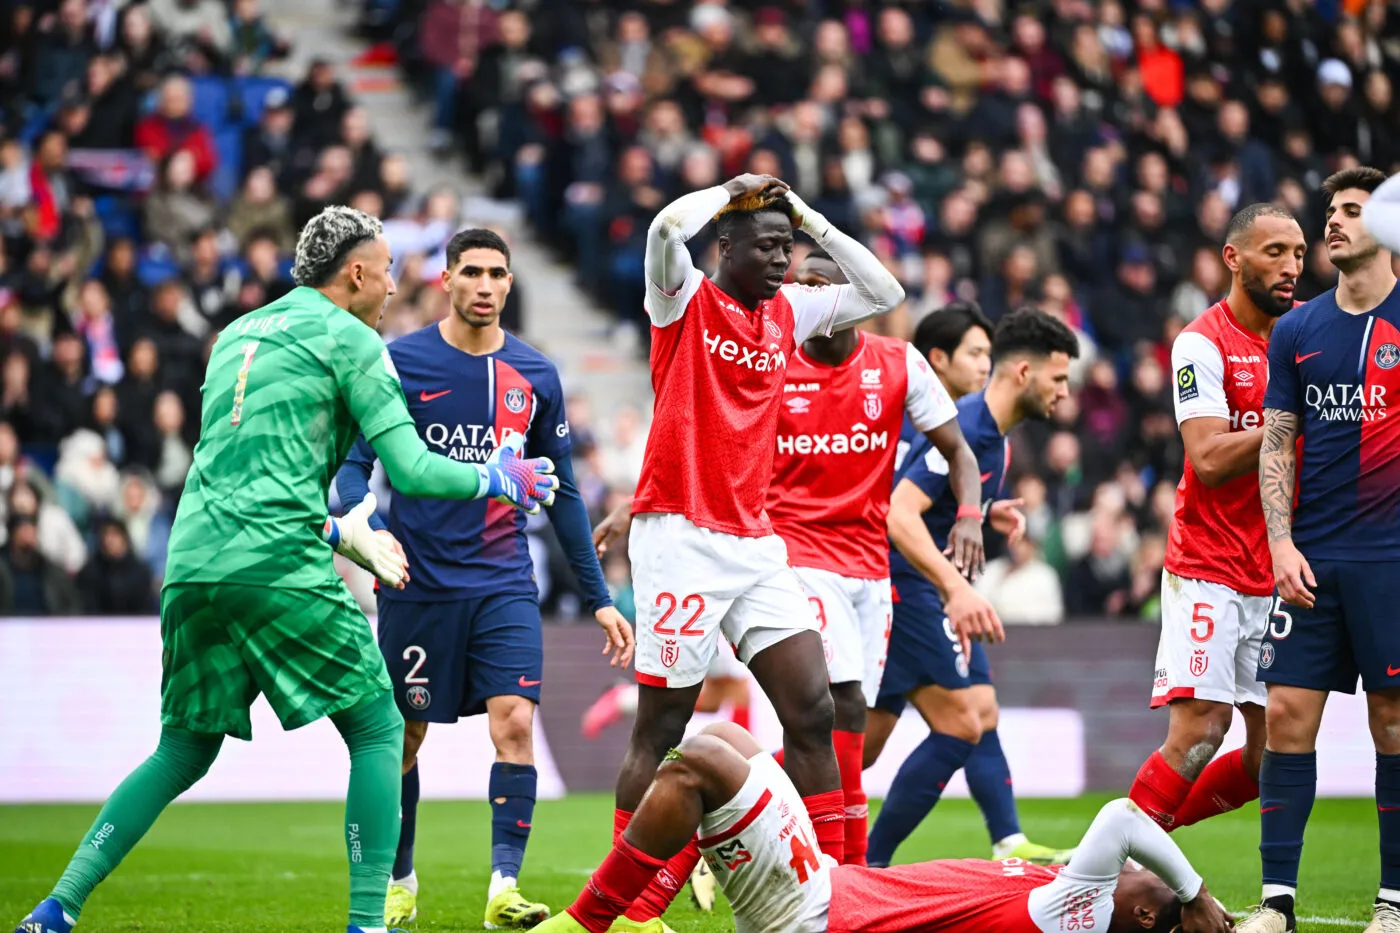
[654,592,705,669]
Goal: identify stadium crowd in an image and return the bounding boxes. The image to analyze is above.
[375,0,1400,626]
[3,0,1399,622]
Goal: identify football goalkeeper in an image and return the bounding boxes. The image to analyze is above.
[14,206,557,933]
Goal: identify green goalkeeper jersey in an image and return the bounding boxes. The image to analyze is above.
[164,286,413,589]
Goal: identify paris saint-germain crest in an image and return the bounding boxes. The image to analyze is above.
[504,387,528,413]
[1376,343,1400,370]
[863,394,882,419]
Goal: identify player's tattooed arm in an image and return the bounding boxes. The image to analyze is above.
[1260,407,1317,607]
[1258,407,1300,542]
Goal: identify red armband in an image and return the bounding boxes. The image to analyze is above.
[956,505,983,522]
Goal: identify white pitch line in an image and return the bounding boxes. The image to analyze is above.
[1227,908,1364,929]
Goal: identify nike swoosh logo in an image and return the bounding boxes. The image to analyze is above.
[1389,665,1400,677]
[1295,351,1323,364]
[420,389,452,402]
[516,819,532,828]
[1381,806,1400,812]
[980,471,993,483]
[1260,805,1285,813]
[518,676,542,687]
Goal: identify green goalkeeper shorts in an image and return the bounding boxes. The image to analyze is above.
[159,581,392,740]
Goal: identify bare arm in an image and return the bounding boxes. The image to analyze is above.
[1259,408,1299,542]
[922,419,985,578]
[1260,407,1317,607]
[1181,417,1263,488]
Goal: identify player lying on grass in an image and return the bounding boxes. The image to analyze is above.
[535,722,1232,933]
[14,206,557,933]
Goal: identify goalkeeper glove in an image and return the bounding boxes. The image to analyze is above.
[324,493,408,588]
[475,433,558,515]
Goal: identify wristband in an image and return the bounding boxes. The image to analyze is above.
[956,505,983,522]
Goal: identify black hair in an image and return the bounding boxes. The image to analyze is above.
[991,307,1080,362]
[446,228,511,269]
[913,301,995,361]
[1322,165,1387,198]
[714,191,795,240]
[805,246,833,263]
[1226,202,1298,246]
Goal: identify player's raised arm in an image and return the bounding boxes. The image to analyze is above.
[904,343,985,577]
[645,177,779,327]
[887,475,1004,656]
[784,189,905,340]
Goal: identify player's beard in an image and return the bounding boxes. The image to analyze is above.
[1240,262,1293,318]
[1331,238,1381,276]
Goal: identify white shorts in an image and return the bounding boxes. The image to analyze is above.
[1152,571,1271,709]
[630,513,818,689]
[697,754,832,933]
[795,566,891,707]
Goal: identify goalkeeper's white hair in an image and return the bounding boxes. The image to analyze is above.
[293,205,383,287]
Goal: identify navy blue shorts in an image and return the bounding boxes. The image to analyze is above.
[1258,559,1400,694]
[377,592,543,721]
[872,579,991,717]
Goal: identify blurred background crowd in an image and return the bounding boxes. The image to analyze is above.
[1,0,1397,622]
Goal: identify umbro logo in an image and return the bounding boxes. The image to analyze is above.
[1234,370,1254,385]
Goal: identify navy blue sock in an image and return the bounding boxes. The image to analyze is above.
[965,728,1022,845]
[1259,750,1316,891]
[392,762,419,881]
[1378,753,1400,898]
[866,732,976,867]
[490,762,536,881]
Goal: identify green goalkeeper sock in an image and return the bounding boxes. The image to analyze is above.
[330,690,405,928]
[51,726,223,917]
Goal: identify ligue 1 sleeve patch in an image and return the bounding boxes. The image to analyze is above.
[1177,364,1199,402]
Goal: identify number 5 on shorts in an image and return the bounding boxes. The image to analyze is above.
[1269,597,1293,640]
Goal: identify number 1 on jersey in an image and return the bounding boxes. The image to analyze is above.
[231,340,260,426]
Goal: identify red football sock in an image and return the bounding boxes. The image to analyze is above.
[833,730,868,866]
[1171,748,1260,829]
[729,704,751,731]
[566,836,667,933]
[624,838,701,921]
[1129,750,1194,830]
[803,789,846,864]
[772,747,785,768]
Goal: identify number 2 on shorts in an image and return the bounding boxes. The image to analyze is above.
[654,592,706,636]
[230,340,260,426]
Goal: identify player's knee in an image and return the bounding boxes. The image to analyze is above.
[1369,691,1400,753]
[1264,689,1321,751]
[829,683,867,733]
[781,685,835,748]
[491,702,536,761]
[663,734,731,791]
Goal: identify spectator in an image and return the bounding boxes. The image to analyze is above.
[134,75,218,182]
[6,480,86,576]
[242,86,297,186]
[976,537,1065,625]
[150,390,192,496]
[78,517,153,614]
[33,0,96,109]
[88,385,126,465]
[114,468,172,579]
[1066,512,1133,616]
[143,151,219,262]
[116,3,174,94]
[67,54,140,150]
[229,0,288,76]
[226,166,296,251]
[116,338,162,467]
[291,59,351,151]
[73,278,124,385]
[0,514,81,616]
[148,0,233,71]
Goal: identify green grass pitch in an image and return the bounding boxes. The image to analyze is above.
[0,795,1375,931]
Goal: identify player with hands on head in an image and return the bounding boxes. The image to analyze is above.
[534,721,1234,933]
[1237,167,1400,933]
[334,227,630,931]
[1125,203,1306,844]
[864,307,1079,869]
[604,168,904,929]
[14,205,555,933]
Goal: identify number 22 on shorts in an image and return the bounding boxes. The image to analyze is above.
[654,592,706,636]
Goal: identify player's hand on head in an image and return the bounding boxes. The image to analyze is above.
[593,501,634,557]
[989,498,1027,545]
[945,516,986,581]
[944,583,1005,657]
[595,606,635,668]
[723,173,789,201]
[1269,539,1317,609]
[1179,885,1234,933]
[482,434,559,515]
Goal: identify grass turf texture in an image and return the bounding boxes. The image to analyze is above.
[0,795,1375,931]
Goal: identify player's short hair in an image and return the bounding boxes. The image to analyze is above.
[1150,897,1183,931]
[1225,202,1298,247]
[991,307,1080,362]
[804,246,833,263]
[912,301,995,361]
[1322,165,1387,198]
[446,227,511,269]
[292,205,383,287]
[714,190,795,240]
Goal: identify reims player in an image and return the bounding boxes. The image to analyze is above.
[533,723,1233,933]
[1128,204,1306,837]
